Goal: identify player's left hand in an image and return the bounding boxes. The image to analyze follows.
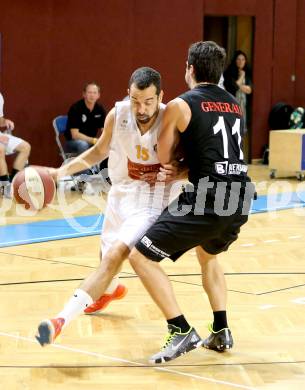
[139,162,186,184]
[157,163,177,182]
[161,161,189,182]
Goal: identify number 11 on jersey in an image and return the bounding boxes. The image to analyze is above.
[213,116,244,160]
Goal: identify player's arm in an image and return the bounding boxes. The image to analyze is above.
[53,108,114,180]
[157,98,191,165]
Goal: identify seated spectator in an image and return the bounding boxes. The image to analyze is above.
[64,83,108,186]
[0,92,31,198]
[64,82,106,153]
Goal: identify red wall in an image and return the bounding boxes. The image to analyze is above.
[1,0,305,165]
[295,0,305,107]
[204,0,304,158]
[203,0,274,159]
[272,0,297,104]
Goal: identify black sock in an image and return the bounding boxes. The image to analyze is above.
[213,311,228,331]
[167,315,191,333]
[9,168,19,182]
[0,175,10,183]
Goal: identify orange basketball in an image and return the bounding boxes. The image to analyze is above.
[12,166,56,210]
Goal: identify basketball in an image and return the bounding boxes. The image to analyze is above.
[12,166,56,210]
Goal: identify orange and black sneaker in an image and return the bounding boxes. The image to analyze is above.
[84,284,127,314]
[36,318,65,346]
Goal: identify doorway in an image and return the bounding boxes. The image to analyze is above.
[204,16,254,162]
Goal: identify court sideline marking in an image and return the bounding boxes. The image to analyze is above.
[0,331,255,390]
[1,189,305,248]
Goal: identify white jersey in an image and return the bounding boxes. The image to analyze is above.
[108,100,164,185]
[107,100,176,210]
[101,100,183,255]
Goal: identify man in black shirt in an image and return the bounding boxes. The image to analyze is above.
[64,82,108,183]
[129,41,255,364]
[65,82,106,153]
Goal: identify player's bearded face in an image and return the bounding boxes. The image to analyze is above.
[136,105,158,124]
[129,84,163,125]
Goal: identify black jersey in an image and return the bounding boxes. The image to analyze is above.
[179,84,250,185]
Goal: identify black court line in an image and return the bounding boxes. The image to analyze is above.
[225,272,305,275]
[1,251,305,277]
[0,360,304,369]
[257,283,305,295]
[0,251,96,269]
[1,250,305,277]
[168,279,255,295]
[0,278,84,286]
[1,276,304,296]
[169,278,305,295]
[0,251,304,294]
[0,275,139,287]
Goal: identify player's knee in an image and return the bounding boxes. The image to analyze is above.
[128,248,143,270]
[196,246,216,267]
[100,249,124,273]
[96,257,117,277]
[19,141,31,156]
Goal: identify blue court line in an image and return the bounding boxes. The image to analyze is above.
[0,192,304,248]
[251,191,305,214]
[0,214,104,248]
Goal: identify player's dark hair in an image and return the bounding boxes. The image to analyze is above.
[83,82,101,93]
[129,67,161,95]
[187,41,226,84]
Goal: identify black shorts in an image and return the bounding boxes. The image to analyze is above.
[135,187,250,262]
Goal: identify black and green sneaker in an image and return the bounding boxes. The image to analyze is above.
[203,323,233,352]
[149,324,202,364]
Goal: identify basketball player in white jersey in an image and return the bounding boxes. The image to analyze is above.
[36,67,184,346]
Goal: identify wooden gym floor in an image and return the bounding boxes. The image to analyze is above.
[0,164,304,389]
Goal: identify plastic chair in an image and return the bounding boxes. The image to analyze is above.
[52,115,71,161]
[52,115,110,193]
[53,115,81,191]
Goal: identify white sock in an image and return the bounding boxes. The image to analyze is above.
[57,289,93,327]
[104,276,119,295]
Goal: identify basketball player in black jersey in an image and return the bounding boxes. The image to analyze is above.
[129,41,255,364]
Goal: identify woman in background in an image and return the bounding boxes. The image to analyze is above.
[224,50,252,129]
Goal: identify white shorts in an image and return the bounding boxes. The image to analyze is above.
[100,184,167,255]
[0,132,23,155]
